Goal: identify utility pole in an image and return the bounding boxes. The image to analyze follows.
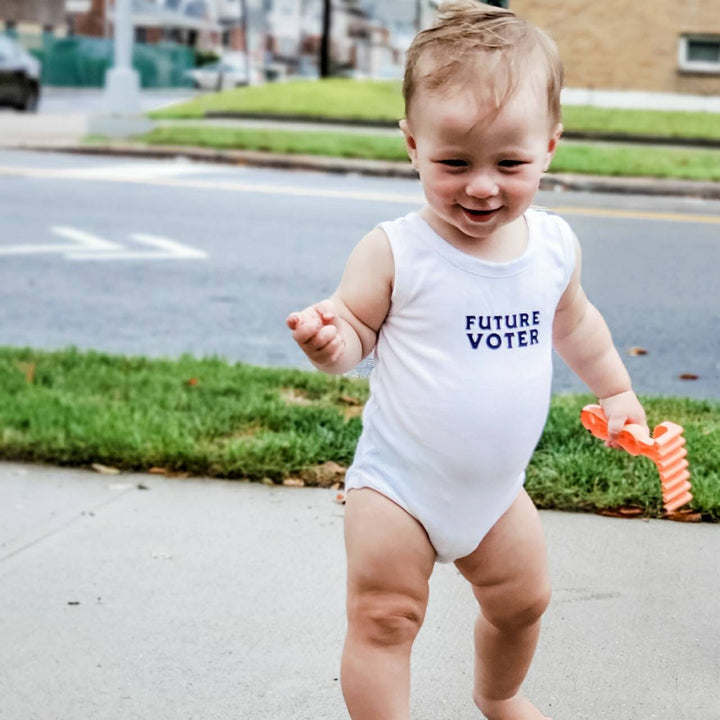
[103,0,141,114]
[320,0,331,77]
[91,0,153,138]
[239,0,249,79]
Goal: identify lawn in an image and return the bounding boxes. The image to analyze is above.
[148,78,720,142]
[135,125,720,182]
[2,347,718,521]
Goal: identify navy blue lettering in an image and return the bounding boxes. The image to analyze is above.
[467,333,483,349]
[479,316,492,330]
[493,315,503,330]
[487,333,502,349]
[504,333,515,349]
[505,314,518,329]
[518,330,528,347]
[520,313,530,327]
[466,315,476,330]
[532,311,540,325]
[530,329,539,345]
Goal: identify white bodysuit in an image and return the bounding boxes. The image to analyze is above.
[344,208,576,563]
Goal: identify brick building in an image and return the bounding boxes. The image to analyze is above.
[0,0,65,29]
[512,0,720,96]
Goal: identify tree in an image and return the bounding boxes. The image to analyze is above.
[320,0,332,77]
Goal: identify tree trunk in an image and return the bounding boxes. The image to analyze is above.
[320,0,331,77]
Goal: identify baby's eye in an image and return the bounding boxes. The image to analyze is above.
[438,159,467,167]
[498,159,526,168]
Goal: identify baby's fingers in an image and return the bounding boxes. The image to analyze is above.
[314,298,337,325]
[303,322,339,351]
[287,310,323,343]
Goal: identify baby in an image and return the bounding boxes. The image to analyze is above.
[287,2,647,718]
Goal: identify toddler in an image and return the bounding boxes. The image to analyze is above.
[287,2,647,718]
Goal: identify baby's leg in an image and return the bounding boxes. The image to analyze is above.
[454,489,552,720]
[341,488,435,720]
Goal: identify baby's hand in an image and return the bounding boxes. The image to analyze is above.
[599,390,649,448]
[286,299,345,367]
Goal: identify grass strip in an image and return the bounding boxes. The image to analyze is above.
[1,347,718,520]
[135,125,720,181]
[148,78,720,142]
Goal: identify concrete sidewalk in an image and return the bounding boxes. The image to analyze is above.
[1,461,717,719]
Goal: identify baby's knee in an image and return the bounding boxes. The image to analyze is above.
[348,592,426,648]
[483,584,552,631]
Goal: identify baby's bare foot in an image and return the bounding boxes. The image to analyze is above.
[475,692,550,720]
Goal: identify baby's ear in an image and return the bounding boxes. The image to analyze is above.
[543,122,563,172]
[399,119,419,169]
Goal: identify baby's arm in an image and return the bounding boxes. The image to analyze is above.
[287,227,393,375]
[553,236,648,444]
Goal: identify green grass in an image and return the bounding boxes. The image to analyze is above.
[148,78,720,142]
[149,78,406,122]
[1,347,719,521]
[135,125,720,181]
[562,105,720,141]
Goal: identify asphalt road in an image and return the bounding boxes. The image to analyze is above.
[0,148,718,399]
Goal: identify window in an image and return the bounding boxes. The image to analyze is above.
[678,35,720,74]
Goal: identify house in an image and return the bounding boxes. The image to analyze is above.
[512,0,720,98]
[70,0,223,51]
[261,0,400,78]
[0,0,65,33]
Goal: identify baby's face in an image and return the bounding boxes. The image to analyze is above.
[401,74,561,248]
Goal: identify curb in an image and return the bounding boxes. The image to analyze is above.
[14,142,720,200]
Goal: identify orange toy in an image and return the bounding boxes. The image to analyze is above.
[580,404,693,513]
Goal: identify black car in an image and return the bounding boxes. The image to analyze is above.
[0,35,41,112]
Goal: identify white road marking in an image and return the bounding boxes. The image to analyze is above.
[68,233,208,261]
[0,226,206,261]
[38,161,223,181]
[0,226,123,255]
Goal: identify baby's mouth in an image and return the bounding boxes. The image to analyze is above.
[461,206,500,221]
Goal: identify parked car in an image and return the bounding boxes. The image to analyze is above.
[185,61,248,91]
[0,35,41,112]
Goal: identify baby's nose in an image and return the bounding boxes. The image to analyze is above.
[465,173,499,198]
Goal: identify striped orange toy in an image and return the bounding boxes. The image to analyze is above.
[580,404,693,513]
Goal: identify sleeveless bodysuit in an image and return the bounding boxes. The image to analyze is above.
[344,208,576,563]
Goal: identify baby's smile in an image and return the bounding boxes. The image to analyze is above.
[461,205,501,222]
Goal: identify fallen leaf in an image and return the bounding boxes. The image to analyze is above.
[261,477,275,487]
[148,467,167,475]
[599,506,644,518]
[185,378,198,386]
[92,463,120,475]
[137,483,150,490]
[283,477,305,487]
[335,492,346,505]
[679,373,699,381]
[25,362,36,383]
[664,509,702,523]
[15,361,36,383]
[628,346,648,356]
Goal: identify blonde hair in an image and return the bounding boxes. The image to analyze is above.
[403,1,563,128]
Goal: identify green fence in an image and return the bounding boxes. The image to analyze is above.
[7,33,195,88]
